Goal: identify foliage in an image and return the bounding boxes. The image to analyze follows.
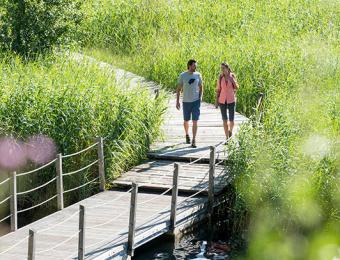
[0,0,82,57]
[0,52,166,223]
[80,0,340,258]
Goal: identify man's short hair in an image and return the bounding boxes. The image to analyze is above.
[187,59,196,69]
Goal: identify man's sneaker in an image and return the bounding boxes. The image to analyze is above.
[186,134,191,144]
[191,139,197,148]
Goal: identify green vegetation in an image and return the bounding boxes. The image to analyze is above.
[0,0,338,257]
[0,0,82,57]
[80,0,340,258]
[0,52,166,223]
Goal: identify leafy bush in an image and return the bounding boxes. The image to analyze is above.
[0,0,82,57]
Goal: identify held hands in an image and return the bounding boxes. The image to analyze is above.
[215,101,219,109]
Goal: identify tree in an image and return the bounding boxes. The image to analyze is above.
[0,0,82,57]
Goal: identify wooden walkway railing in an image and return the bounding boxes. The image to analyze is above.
[0,137,106,233]
[0,141,224,259]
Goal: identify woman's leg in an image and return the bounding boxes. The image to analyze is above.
[219,103,229,138]
[227,102,236,137]
[223,120,229,138]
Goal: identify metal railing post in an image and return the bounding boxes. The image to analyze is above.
[10,171,17,231]
[78,205,85,260]
[169,163,179,234]
[97,137,106,191]
[208,146,216,215]
[127,183,138,257]
[28,229,36,260]
[56,153,64,210]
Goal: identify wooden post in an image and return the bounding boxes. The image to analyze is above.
[208,146,216,215]
[28,229,36,260]
[10,172,17,231]
[56,153,64,210]
[97,137,106,191]
[154,88,160,99]
[127,183,138,257]
[78,205,85,260]
[169,163,179,234]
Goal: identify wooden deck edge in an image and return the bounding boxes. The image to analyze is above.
[147,153,227,164]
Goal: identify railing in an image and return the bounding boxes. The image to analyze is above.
[0,136,106,232]
[0,141,226,259]
[0,86,162,232]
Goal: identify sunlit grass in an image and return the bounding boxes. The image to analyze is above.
[79,0,340,258]
[0,51,166,224]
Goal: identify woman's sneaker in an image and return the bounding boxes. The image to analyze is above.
[186,134,191,144]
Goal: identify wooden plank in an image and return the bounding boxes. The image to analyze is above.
[0,191,207,259]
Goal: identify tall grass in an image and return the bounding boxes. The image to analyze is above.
[80,0,339,116]
[0,52,166,225]
[79,0,340,258]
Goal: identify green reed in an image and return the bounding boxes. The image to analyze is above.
[0,52,166,224]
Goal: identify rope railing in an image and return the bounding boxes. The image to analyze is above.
[63,177,99,194]
[0,214,11,224]
[62,141,99,159]
[0,235,29,256]
[36,230,80,254]
[86,207,131,230]
[16,158,57,177]
[17,177,57,196]
[139,185,174,206]
[86,186,133,210]
[17,195,58,214]
[0,178,10,186]
[62,159,99,177]
[182,149,211,167]
[0,125,231,259]
[178,186,209,206]
[37,209,80,234]
[0,196,11,206]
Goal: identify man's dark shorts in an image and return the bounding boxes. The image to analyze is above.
[219,102,235,121]
[183,100,200,121]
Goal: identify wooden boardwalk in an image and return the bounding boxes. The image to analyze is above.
[112,160,230,194]
[0,57,248,259]
[149,98,248,162]
[0,191,206,259]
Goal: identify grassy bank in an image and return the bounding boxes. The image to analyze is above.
[0,52,166,224]
[79,0,340,258]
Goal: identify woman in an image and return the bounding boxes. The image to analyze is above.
[215,62,239,140]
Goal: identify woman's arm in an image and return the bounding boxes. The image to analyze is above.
[215,77,221,108]
[231,73,239,90]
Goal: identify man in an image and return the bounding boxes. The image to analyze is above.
[176,59,203,148]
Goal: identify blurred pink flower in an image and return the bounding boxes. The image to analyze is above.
[26,135,57,165]
[0,137,26,171]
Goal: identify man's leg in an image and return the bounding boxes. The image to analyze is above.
[192,120,198,141]
[184,121,189,136]
[191,100,200,148]
[183,102,191,143]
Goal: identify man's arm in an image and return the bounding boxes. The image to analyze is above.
[199,74,203,101]
[199,83,203,101]
[176,84,183,110]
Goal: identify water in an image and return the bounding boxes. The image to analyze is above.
[134,220,242,260]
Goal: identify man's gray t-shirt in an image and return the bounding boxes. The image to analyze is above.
[178,71,202,102]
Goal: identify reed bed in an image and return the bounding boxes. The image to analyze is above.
[0,52,166,225]
[80,0,340,258]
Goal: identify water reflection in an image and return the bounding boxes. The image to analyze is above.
[134,232,231,260]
